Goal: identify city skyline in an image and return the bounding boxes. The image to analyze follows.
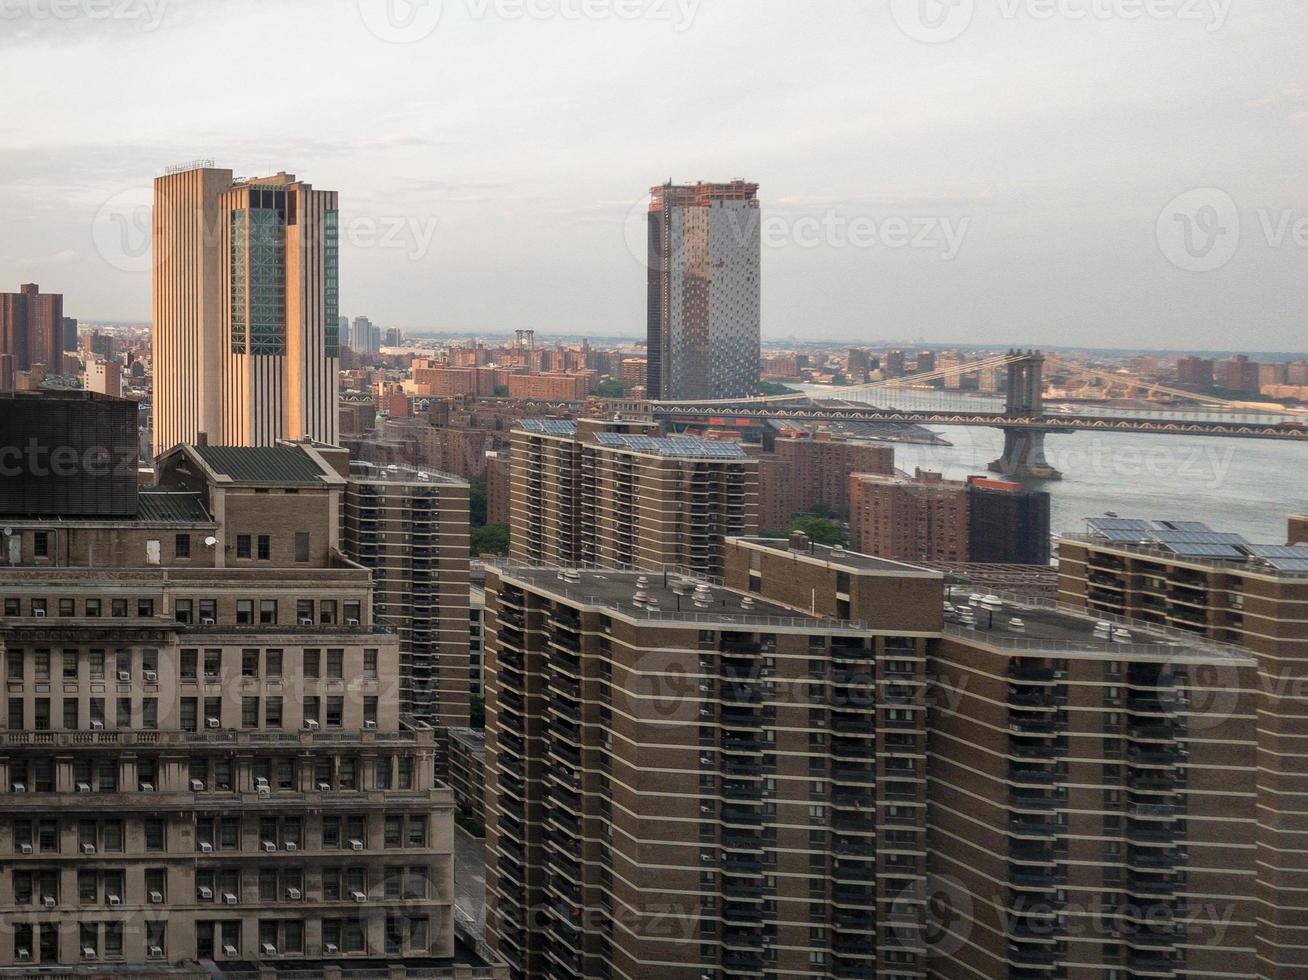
[3,3,1307,348]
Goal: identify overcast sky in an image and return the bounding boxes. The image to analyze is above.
[1,0,1305,349]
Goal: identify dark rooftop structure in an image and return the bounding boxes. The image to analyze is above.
[733,534,941,576]
[191,444,333,485]
[135,491,214,524]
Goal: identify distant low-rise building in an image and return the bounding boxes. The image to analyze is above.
[1292,515,1308,546]
[757,435,894,527]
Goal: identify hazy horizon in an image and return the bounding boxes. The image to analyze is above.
[2,0,1306,348]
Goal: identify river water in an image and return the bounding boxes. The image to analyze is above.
[796,386,1308,542]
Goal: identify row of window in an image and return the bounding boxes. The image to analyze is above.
[7,697,159,733]
[10,913,433,963]
[7,751,415,796]
[181,647,376,680]
[6,647,158,682]
[1,597,364,626]
[9,814,430,855]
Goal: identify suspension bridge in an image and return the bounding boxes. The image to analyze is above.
[589,352,1308,480]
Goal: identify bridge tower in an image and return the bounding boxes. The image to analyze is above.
[988,350,1063,480]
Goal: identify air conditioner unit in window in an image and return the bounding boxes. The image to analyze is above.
[287,887,302,900]
[16,948,29,961]
[108,894,121,906]
[76,782,91,792]
[82,843,96,854]
[19,843,32,854]
[148,945,163,958]
[206,717,220,729]
[199,842,212,853]
[257,785,271,797]
[149,891,163,903]
[262,840,277,852]
[33,609,45,618]
[317,781,332,792]
[190,779,205,791]
[223,892,237,904]
[349,839,364,851]
[118,670,130,681]
[262,943,277,955]
[82,946,96,958]
[139,782,154,792]
[42,895,56,908]
[363,720,377,730]
[305,719,320,730]
[299,617,314,626]
[11,782,25,793]
[201,617,215,625]
[324,943,339,954]
[223,945,238,957]
[144,670,157,682]
[90,721,104,730]
[285,841,298,851]
[352,890,367,903]
[197,886,213,899]
[254,776,269,786]
[346,617,360,626]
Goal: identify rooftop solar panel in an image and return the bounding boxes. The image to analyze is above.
[593,432,749,459]
[516,419,577,435]
[1087,518,1154,532]
[1151,531,1250,546]
[1247,545,1308,559]
[1162,543,1247,558]
[1265,558,1308,572]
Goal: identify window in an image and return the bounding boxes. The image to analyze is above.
[257,535,271,561]
[111,598,127,618]
[260,600,277,625]
[320,600,337,625]
[59,598,75,616]
[204,650,221,680]
[265,650,282,678]
[137,599,154,618]
[175,599,192,624]
[199,599,216,623]
[175,534,191,559]
[145,819,165,851]
[181,650,197,680]
[116,697,131,727]
[242,650,259,677]
[145,868,166,902]
[322,817,341,849]
[63,698,78,729]
[236,600,253,624]
[364,697,377,726]
[86,598,101,617]
[7,698,22,730]
[33,531,49,557]
[89,698,105,727]
[6,650,22,680]
[89,650,105,679]
[327,649,344,678]
[303,696,320,725]
[326,696,344,728]
[242,697,260,729]
[3,598,18,617]
[297,600,314,624]
[363,650,378,678]
[142,699,157,729]
[63,650,79,679]
[181,698,198,732]
[236,535,252,559]
[295,532,310,563]
[345,601,361,624]
[304,650,320,678]
[265,697,283,729]
[407,816,427,848]
[103,820,123,851]
[31,598,46,617]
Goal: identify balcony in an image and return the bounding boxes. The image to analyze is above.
[1008,663,1056,683]
[1009,816,1059,838]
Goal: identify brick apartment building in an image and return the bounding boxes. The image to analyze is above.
[0,396,500,977]
[510,418,758,576]
[1058,517,1308,976]
[756,435,894,528]
[482,533,1259,979]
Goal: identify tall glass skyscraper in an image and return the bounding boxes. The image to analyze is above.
[646,180,761,401]
[152,164,339,456]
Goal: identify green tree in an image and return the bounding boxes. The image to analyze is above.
[470,522,510,557]
[758,381,800,396]
[493,384,510,397]
[595,379,625,398]
[789,514,849,547]
[469,479,488,528]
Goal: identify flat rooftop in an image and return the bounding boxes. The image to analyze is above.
[1071,516,1308,574]
[495,566,865,632]
[733,536,943,577]
[349,461,468,487]
[944,591,1251,663]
